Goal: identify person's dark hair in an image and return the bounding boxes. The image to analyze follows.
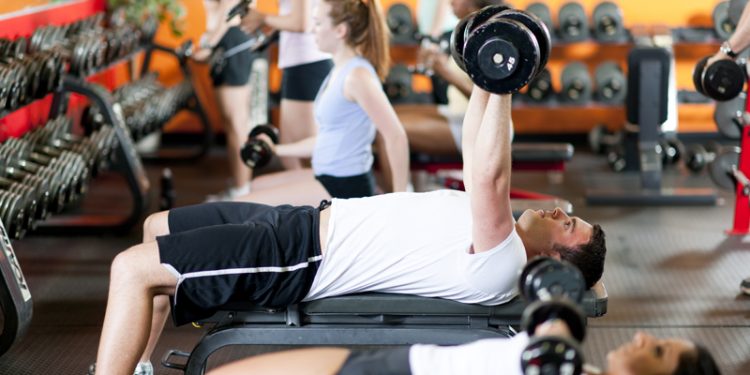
[673,344,722,375]
[324,0,390,81]
[555,224,606,289]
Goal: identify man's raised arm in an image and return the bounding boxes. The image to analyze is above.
[469,93,514,253]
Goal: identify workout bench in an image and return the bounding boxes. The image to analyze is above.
[162,282,607,374]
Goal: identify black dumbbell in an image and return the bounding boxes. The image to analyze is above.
[693,56,744,101]
[451,6,551,94]
[560,62,592,104]
[659,138,685,166]
[524,68,554,102]
[594,61,626,104]
[607,144,627,172]
[558,2,589,43]
[714,92,745,140]
[588,124,621,154]
[240,125,279,169]
[387,3,417,44]
[713,1,734,40]
[592,1,626,43]
[227,0,252,21]
[708,146,743,192]
[518,257,587,375]
[685,141,723,173]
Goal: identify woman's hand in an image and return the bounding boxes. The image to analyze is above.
[241,8,265,34]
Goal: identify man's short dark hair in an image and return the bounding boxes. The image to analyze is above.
[555,224,606,289]
[673,344,722,375]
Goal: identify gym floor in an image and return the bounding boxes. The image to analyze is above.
[0,147,748,375]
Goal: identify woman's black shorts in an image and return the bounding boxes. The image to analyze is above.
[281,59,333,101]
[156,201,324,326]
[315,171,376,199]
[211,26,254,87]
[337,347,412,375]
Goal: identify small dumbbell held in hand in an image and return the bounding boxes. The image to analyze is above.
[450,6,551,94]
[518,257,588,375]
[240,125,279,169]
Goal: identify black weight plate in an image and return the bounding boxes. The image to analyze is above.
[450,16,471,71]
[702,59,744,101]
[714,92,745,139]
[495,9,551,73]
[463,4,513,46]
[561,62,592,103]
[521,335,584,375]
[521,299,587,342]
[386,3,415,39]
[709,146,740,190]
[593,1,625,42]
[729,0,748,27]
[523,259,586,303]
[464,18,540,94]
[594,61,626,104]
[713,1,734,39]
[518,257,558,300]
[558,2,589,42]
[686,144,709,172]
[693,56,709,96]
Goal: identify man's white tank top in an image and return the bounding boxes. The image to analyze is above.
[304,190,527,305]
[409,333,530,375]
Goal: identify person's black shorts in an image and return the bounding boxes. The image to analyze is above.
[337,347,412,375]
[281,59,333,101]
[156,201,326,326]
[211,26,254,87]
[315,171,376,199]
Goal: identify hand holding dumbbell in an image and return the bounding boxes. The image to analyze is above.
[240,125,279,169]
[517,257,588,375]
[450,5,551,94]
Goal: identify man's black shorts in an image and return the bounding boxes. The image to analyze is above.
[337,347,412,375]
[156,201,324,326]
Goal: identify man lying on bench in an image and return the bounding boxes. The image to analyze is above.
[89,88,607,375]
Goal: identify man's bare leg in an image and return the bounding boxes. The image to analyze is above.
[95,239,177,374]
[139,212,171,364]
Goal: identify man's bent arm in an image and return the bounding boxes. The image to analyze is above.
[470,94,514,253]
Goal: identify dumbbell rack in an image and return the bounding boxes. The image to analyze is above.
[40,75,150,233]
[727,84,750,235]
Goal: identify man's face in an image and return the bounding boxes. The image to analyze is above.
[606,332,695,375]
[517,208,593,255]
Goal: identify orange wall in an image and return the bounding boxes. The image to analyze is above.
[132,0,728,134]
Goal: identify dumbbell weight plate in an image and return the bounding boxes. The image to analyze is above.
[463,5,512,48]
[526,3,555,40]
[450,17,471,71]
[692,56,709,96]
[525,68,553,102]
[594,61,626,104]
[709,146,741,190]
[702,59,745,101]
[713,1,734,39]
[714,91,745,139]
[384,64,413,102]
[593,1,625,42]
[521,335,584,375]
[464,18,540,94]
[521,258,586,303]
[560,62,592,104]
[494,9,551,73]
[685,144,710,173]
[521,299,587,342]
[386,3,416,42]
[558,2,589,43]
